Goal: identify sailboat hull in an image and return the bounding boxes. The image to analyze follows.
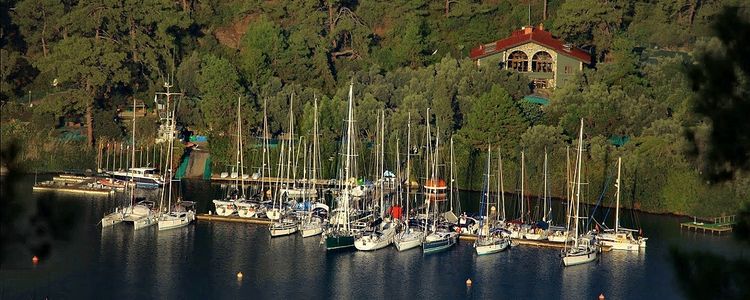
[394,231,424,251]
[325,235,355,250]
[212,200,237,216]
[270,222,298,237]
[101,211,125,227]
[355,227,396,251]
[474,238,510,255]
[132,215,158,230]
[422,233,458,254]
[158,211,195,231]
[562,250,597,266]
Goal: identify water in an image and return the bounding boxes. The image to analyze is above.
[1,175,745,299]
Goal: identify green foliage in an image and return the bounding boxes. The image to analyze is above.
[196,54,245,133]
[457,84,526,150]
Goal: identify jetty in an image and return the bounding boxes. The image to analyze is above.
[680,215,735,234]
[32,174,116,196]
[196,214,273,225]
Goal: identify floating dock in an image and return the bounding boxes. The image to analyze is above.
[32,175,116,196]
[680,216,735,234]
[196,214,273,225]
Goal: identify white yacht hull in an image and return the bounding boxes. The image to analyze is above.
[394,230,424,251]
[270,222,298,237]
[562,249,598,266]
[212,200,236,216]
[267,209,282,221]
[354,227,396,251]
[474,238,510,255]
[132,214,158,230]
[547,233,572,243]
[299,221,323,237]
[158,211,195,231]
[101,211,125,227]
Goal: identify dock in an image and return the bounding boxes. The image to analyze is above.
[680,215,735,234]
[196,214,273,225]
[32,175,117,196]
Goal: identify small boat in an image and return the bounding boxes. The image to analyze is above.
[299,216,323,237]
[422,230,458,254]
[475,229,511,255]
[561,119,599,267]
[109,167,165,186]
[270,219,298,237]
[158,201,196,231]
[354,218,396,251]
[596,157,648,251]
[236,199,265,218]
[101,207,125,227]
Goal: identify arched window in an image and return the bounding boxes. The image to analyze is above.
[507,51,528,72]
[532,51,553,72]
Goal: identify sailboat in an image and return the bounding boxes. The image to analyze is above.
[597,157,648,251]
[157,95,195,231]
[561,119,598,267]
[355,111,396,251]
[474,144,511,255]
[239,98,273,219]
[524,150,550,241]
[269,95,299,237]
[548,146,573,243]
[212,96,246,217]
[394,113,425,251]
[324,82,358,250]
[421,116,458,254]
[123,96,158,230]
[298,99,326,237]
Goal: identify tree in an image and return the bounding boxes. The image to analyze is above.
[35,37,129,147]
[13,0,64,57]
[457,84,526,149]
[686,7,750,181]
[196,54,245,134]
[239,17,286,85]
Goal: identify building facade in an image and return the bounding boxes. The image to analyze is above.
[469,25,591,89]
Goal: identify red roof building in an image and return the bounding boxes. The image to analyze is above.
[469,24,591,89]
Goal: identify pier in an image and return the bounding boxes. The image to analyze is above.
[196,214,273,225]
[680,215,735,234]
[33,175,116,196]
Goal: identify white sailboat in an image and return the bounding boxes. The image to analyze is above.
[124,96,158,231]
[421,116,458,254]
[324,82,358,250]
[475,144,510,255]
[157,92,195,231]
[270,94,299,237]
[212,97,247,217]
[548,146,574,243]
[597,157,648,251]
[355,111,395,251]
[394,113,424,251]
[524,150,550,241]
[562,119,598,267]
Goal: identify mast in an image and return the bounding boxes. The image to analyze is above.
[615,156,621,233]
[424,108,431,234]
[521,150,525,223]
[380,110,385,218]
[543,148,548,222]
[236,96,244,198]
[573,119,585,247]
[312,97,320,187]
[405,113,412,230]
[482,144,491,238]
[449,136,454,213]
[130,97,137,207]
[261,98,270,199]
[343,81,355,232]
[433,127,440,231]
[498,148,506,222]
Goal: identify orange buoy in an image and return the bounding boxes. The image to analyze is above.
[465,278,472,287]
[32,256,39,265]
[237,272,243,279]
[598,293,605,300]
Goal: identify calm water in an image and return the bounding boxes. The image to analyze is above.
[1,175,745,299]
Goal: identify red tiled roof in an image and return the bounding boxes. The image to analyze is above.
[469,26,591,64]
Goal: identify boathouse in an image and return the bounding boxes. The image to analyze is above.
[469,24,591,89]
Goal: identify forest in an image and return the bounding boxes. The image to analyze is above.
[1,0,749,217]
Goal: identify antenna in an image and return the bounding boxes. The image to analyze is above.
[528,2,531,26]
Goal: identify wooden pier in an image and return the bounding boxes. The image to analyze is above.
[680,215,735,234]
[196,214,273,225]
[33,175,115,196]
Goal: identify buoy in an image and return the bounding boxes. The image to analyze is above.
[598,293,605,300]
[237,272,243,279]
[465,278,472,287]
[32,256,39,265]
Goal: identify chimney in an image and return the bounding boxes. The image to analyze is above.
[524,26,533,34]
[538,23,544,31]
